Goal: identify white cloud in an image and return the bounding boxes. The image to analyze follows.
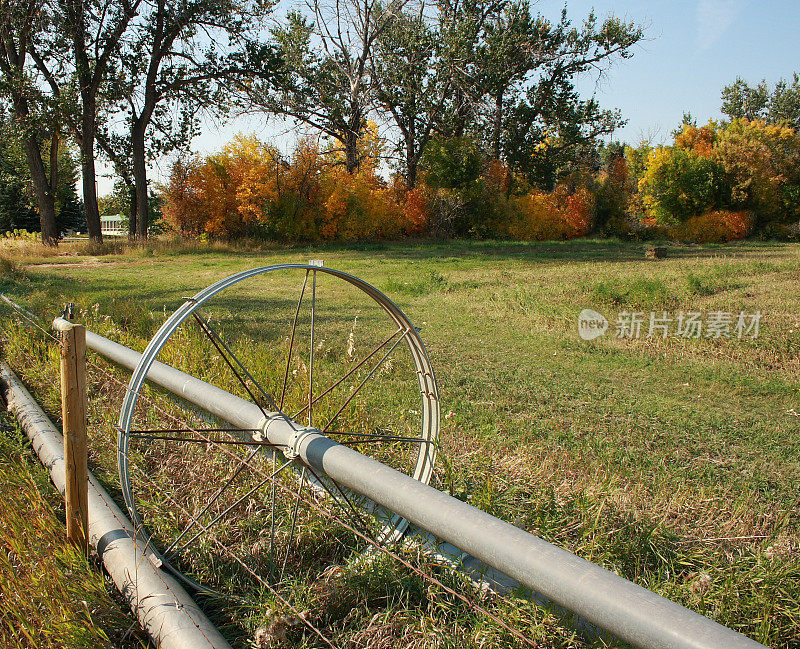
[696,0,748,52]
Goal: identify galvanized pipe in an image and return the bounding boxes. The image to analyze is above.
[0,362,233,649]
[58,318,767,649]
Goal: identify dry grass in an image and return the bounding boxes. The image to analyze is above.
[0,238,798,647]
[0,414,146,648]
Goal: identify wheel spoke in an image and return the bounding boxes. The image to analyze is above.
[308,269,317,427]
[127,429,279,447]
[323,330,410,433]
[192,312,273,418]
[279,466,306,583]
[193,311,279,411]
[165,456,294,562]
[161,446,262,558]
[280,271,310,411]
[129,428,260,434]
[268,451,277,576]
[304,463,371,540]
[290,327,402,421]
[327,432,433,445]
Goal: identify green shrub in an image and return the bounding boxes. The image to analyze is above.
[639,148,731,224]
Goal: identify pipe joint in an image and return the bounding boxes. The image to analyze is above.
[284,426,318,460]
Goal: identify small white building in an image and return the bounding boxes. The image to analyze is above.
[100,214,125,236]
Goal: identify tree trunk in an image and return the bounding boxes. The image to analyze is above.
[11,92,58,245]
[79,99,102,243]
[492,92,503,160]
[49,127,59,198]
[344,130,359,174]
[406,143,418,189]
[453,87,467,138]
[21,135,59,246]
[132,118,149,239]
[127,183,137,240]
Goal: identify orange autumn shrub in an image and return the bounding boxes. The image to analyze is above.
[163,135,281,238]
[556,183,595,236]
[162,157,206,236]
[262,137,327,240]
[320,168,405,241]
[402,187,432,235]
[507,192,572,239]
[495,181,594,241]
[483,159,511,194]
[674,123,717,158]
[669,210,754,243]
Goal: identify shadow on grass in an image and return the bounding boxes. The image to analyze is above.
[159,237,798,265]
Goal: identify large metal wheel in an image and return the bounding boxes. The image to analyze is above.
[116,264,439,592]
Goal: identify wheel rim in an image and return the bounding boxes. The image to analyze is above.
[117,264,439,590]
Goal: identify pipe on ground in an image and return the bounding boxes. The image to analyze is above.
[61,318,767,649]
[0,363,232,649]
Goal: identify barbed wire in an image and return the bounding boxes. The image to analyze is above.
[0,293,540,648]
[84,348,540,648]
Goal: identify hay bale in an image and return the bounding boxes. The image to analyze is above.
[645,246,667,259]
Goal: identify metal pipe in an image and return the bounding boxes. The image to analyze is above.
[0,362,233,649]
[58,318,767,649]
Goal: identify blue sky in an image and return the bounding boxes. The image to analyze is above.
[563,0,800,143]
[99,0,800,195]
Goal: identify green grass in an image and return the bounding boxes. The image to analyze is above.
[0,237,798,648]
[0,413,147,648]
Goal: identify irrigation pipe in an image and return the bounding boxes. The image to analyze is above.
[61,318,767,649]
[0,362,233,649]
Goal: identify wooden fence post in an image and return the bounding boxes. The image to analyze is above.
[60,322,88,553]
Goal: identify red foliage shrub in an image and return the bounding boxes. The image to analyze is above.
[674,123,717,158]
[403,188,432,235]
[669,210,754,243]
[494,183,595,241]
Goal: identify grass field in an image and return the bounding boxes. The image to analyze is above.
[0,413,147,648]
[0,238,798,648]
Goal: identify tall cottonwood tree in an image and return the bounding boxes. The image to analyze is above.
[477,0,539,160]
[493,10,643,187]
[268,0,410,173]
[371,8,443,188]
[434,0,503,139]
[56,0,141,242]
[105,0,279,238]
[371,1,506,187]
[0,0,61,244]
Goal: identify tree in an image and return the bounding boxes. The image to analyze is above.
[433,0,503,139]
[0,107,82,234]
[0,114,39,232]
[0,0,61,244]
[36,0,143,243]
[638,146,731,224]
[594,145,631,231]
[371,1,502,187]
[268,0,409,174]
[372,7,442,188]
[104,0,280,239]
[495,10,643,188]
[93,129,138,237]
[476,0,538,160]
[722,75,800,130]
[715,119,800,226]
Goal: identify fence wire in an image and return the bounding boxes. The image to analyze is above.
[0,294,539,649]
